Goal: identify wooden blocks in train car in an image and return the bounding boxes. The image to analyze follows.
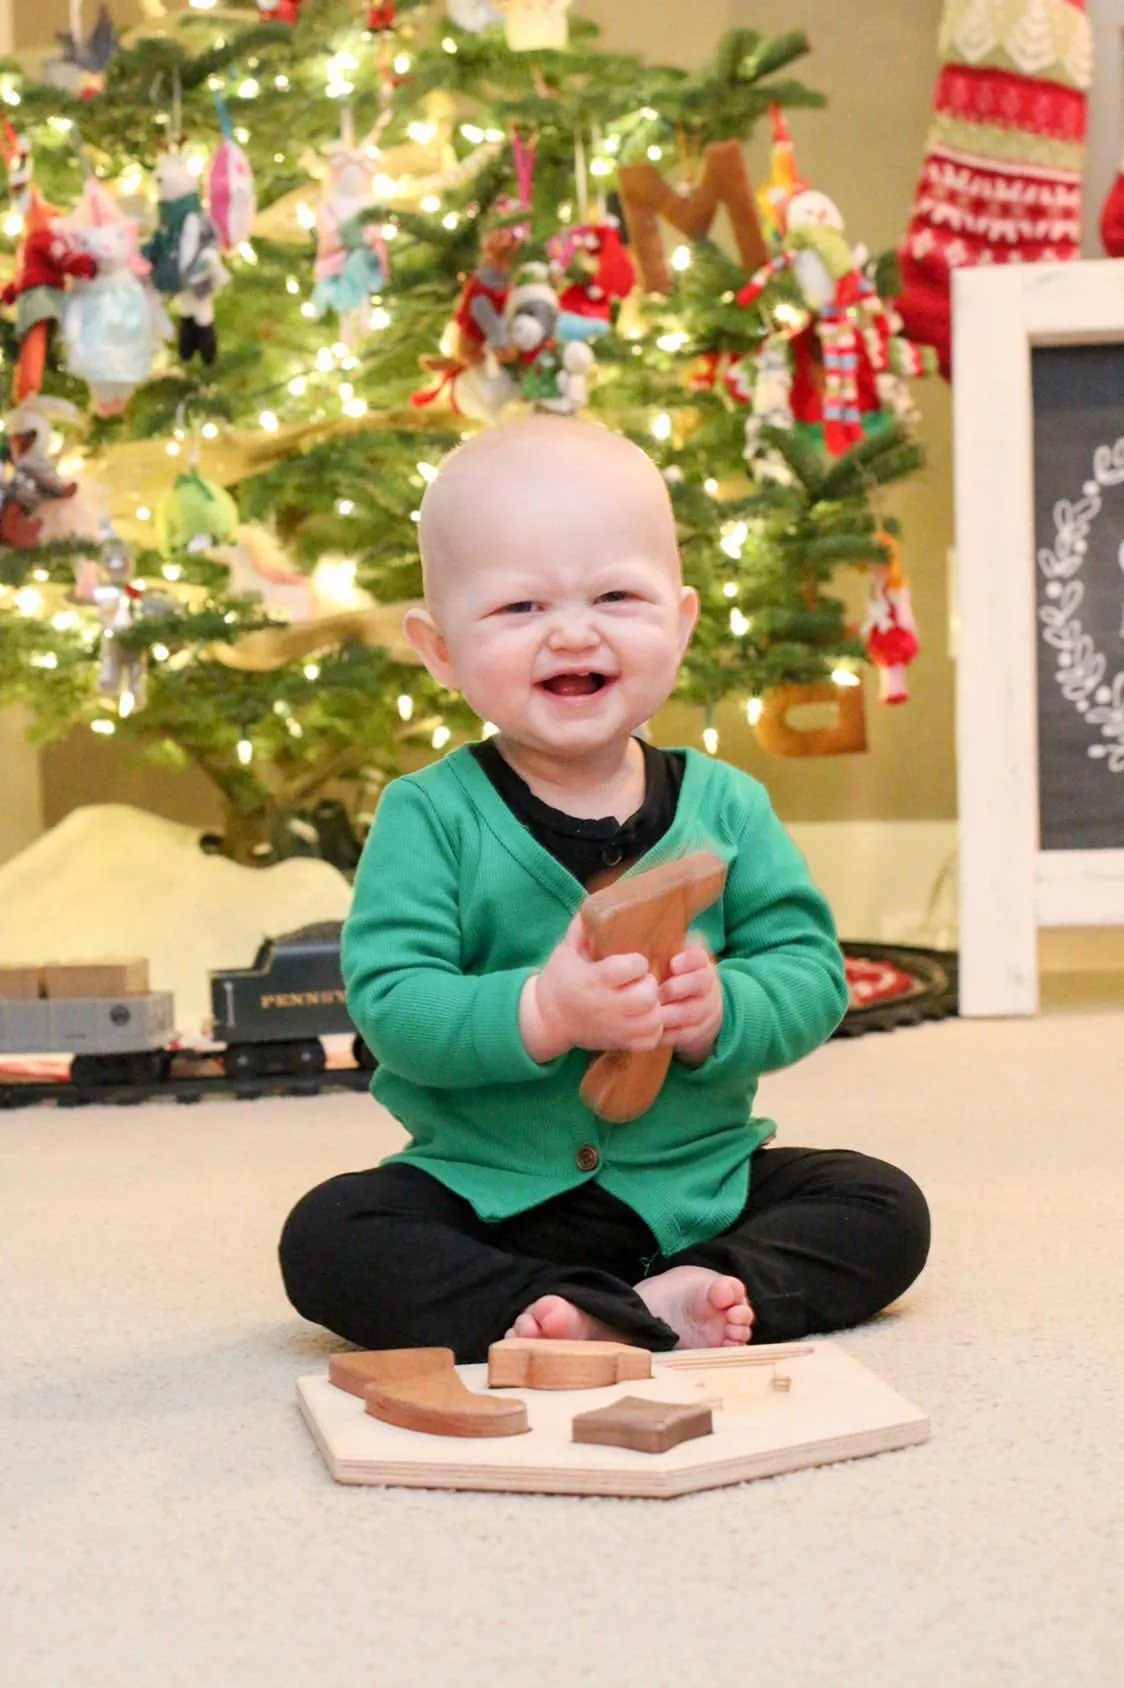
[571,1395,714,1455]
[41,959,150,999]
[329,1348,529,1439]
[488,1338,652,1391]
[0,965,42,1000]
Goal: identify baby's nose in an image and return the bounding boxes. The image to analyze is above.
[547,607,599,648]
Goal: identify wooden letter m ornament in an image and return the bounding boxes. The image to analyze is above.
[618,139,768,296]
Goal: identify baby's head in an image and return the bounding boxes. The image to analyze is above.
[405,416,698,761]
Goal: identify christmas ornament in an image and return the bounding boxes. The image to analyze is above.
[446,0,503,29]
[547,219,635,329]
[41,2,117,99]
[256,0,304,20]
[208,98,257,253]
[411,139,534,421]
[311,114,391,349]
[367,3,397,27]
[1100,143,1124,257]
[863,535,920,705]
[898,0,1093,376]
[215,526,317,621]
[63,177,166,417]
[0,397,80,548]
[142,149,229,366]
[1,127,98,404]
[503,264,596,414]
[618,139,768,296]
[92,526,153,713]
[155,468,240,557]
[737,119,936,458]
[754,679,868,759]
[503,0,571,51]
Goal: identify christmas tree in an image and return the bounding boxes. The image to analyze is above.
[0,0,927,866]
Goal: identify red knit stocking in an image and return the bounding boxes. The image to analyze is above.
[898,0,1092,377]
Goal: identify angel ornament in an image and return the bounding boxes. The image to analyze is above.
[311,117,390,350]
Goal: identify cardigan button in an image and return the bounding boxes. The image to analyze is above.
[576,1145,600,1173]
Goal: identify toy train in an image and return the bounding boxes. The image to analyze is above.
[0,923,375,1106]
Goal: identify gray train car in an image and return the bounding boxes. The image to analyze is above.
[0,993,176,1086]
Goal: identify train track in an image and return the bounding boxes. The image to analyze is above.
[0,1058,373,1110]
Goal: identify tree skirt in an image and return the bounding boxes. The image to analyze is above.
[836,945,959,1039]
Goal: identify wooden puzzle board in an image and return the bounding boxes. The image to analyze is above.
[297,1342,929,1498]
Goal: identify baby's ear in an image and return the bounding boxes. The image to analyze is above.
[403,607,457,689]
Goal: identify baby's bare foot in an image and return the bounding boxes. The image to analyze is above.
[634,1265,753,1349]
[507,1295,628,1343]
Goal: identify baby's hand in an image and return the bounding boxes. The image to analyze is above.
[660,943,723,1068]
[520,912,663,1063]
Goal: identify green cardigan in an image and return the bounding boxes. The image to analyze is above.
[341,746,848,1257]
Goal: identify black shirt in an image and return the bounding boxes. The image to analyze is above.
[470,737,686,889]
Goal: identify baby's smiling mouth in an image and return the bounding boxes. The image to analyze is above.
[539,671,613,697]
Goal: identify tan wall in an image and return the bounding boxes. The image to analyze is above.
[23,0,955,840]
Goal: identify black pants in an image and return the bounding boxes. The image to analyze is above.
[279,1147,930,1364]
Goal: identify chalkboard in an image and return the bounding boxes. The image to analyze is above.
[1033,344,1124,852]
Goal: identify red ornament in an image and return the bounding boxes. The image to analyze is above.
[863,538,920,705]
[256,0,303,22]
[1101,151,1124,257]
[0,186,97,403]
[547,221,635,323]
[367,2,396,27]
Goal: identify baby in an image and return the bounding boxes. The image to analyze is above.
[279,417,929,1361]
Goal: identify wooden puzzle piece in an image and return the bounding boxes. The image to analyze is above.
[329,1348,529,1439]
[579,851,728,1123]
[571,1395,714,1455]
[488,1338,652,1391]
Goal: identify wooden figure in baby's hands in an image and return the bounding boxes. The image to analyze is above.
[579,850,728,1124]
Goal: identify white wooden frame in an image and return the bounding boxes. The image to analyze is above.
[954,261,1124,1017]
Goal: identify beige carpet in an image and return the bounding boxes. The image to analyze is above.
[3,1009,1123,1688]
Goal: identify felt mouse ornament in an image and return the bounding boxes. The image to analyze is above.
[503,265,595,415]
[142,147,229,366]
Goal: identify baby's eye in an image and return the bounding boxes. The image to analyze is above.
[496,601,540,615]
[596,590,637,604]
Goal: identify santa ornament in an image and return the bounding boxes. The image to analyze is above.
[898,0,1093,376]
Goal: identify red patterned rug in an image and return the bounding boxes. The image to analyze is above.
[837,945,958,1039]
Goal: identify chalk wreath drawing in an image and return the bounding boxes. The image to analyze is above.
[1037,436,1124,774]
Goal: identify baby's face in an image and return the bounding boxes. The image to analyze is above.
[410,420,698,766]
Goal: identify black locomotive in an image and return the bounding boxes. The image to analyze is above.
[209,921,375,1081]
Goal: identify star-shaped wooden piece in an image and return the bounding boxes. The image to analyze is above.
[571,1395,714,1455]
